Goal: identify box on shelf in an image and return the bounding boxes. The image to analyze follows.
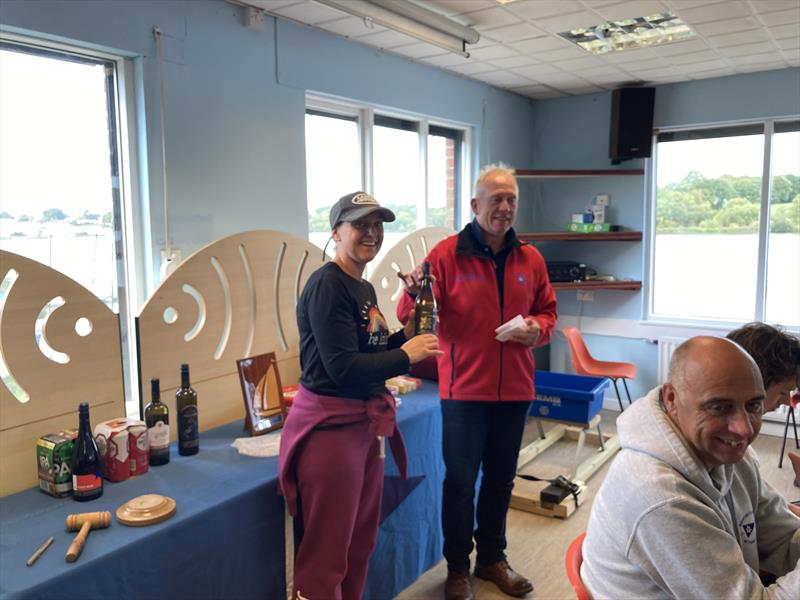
[571,212,593,224]
[530,371,610,423]
[567,223,612,233]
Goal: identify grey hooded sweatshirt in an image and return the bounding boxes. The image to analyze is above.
[581,386,800,599]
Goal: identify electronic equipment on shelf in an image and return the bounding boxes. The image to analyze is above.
[547,261,587,283]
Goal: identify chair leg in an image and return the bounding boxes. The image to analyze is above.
[779,407,792,468]
[611,379,624,412]
[791,407,798,449]
[596,422,606,452]
[622,378,633,408]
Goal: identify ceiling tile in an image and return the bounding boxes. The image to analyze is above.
[759,8,800,26]
[446,61,498,75]
[473,70,535,86]
[550,55,607,71]
[247,0,302,10]
[679,58,733,73]
[390,43,448,59]
[664,1,727,8]
[781,48,800,61]
[532,46,591,62]
[618,66,683,80]
[692,16,761,37]
[612,57,670,71]
[776,36,800,50]
[426,0,496,16]
[602,47,661,63]
[270,1,344,24]
[573,64,629,77]
[468,44,521,60]
[651,38,712,56]
[563,84,608,95]
[749,0,800,14]
[459,6,521,31]
[595,1,671,22]
[505,0,584,20]
[481,22,545,43]
[687,67,737,79]
[706,28,770,48]
[733,51,788,66]
[508,35,572,54]
[488,55,542,69]
[509,83,552,95]
[665,50,721,64]
[735,62,792,74]
[510,63,562,79]
[538,71,594,86]
[533,11,606,33]
[672,1,751,25]
[769,23,800,39]
[318,17,384,38]
[354,29,417,49]
[716,40,778,57]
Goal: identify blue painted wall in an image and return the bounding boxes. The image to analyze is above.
[0,0,535,294]
[524,67,800,399]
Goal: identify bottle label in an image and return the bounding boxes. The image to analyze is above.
[148,421,170,450]
[178,405,199,449]
[73,473,101,493]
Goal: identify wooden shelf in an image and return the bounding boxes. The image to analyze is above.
[514,169,644,178]
[519,231,642,242]
[551,280,642,291]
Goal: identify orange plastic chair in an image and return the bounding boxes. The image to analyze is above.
[565,532,592,600]
[563,326,637,412]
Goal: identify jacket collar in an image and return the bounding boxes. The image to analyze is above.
[456,218,522,259]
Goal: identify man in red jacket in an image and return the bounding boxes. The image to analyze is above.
[398,164,557,600]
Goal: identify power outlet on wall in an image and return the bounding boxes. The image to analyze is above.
[576,290,594,302]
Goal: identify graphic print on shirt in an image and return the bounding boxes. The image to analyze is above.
[739,511,756,544]
[362,302,389,347]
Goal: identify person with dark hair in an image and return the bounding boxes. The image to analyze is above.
[726,322,800,412]
[278,192,440,600]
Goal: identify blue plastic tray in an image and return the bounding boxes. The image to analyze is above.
[530,370,610,423]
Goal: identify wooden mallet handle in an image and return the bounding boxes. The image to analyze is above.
[65,521,91,563]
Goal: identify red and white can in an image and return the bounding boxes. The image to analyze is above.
[127,419,149,476]
[93,419,131,482]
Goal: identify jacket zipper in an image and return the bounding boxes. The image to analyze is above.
[494,261,504,401]
[449,343,456,399]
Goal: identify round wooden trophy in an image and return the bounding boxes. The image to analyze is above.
[116,494,177,527]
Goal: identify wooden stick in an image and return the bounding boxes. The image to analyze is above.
[26,536,54,566]
[65,521,92,563]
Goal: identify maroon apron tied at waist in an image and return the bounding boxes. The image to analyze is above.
[278,385,408,516]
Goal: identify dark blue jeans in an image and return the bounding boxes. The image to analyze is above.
[441,399,531,572]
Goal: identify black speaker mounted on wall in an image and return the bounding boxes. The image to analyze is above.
[609,87,655,164]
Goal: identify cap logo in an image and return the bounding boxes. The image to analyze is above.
[351,193,378,206]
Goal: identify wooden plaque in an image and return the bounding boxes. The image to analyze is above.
[236,352,287,436]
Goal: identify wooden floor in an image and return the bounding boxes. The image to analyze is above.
[395,410,799,600]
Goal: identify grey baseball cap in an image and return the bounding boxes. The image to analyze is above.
[329,191,396,229]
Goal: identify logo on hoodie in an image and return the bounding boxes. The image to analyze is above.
[739,511,756,544]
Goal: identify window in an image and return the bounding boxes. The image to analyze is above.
[651,120,800,327]
[304,97,468,261]
[0,41,137,405]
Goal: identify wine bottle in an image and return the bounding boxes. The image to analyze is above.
[70,403,103,501]
[176,364,199,456]
[145,378,170,466]
[414,261,438,335]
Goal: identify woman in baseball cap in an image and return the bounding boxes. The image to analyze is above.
[279,191,440,600]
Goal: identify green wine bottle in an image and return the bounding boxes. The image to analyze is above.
[176,364,199,456]
[414,261,438,335]
[145,378,170,466]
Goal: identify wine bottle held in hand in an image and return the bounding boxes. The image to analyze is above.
[177,364,199,456]
[414,261,438,335]
[71,403,103,501]
[145,378,170,466]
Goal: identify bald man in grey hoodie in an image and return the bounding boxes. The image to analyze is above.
[582,336,799,599]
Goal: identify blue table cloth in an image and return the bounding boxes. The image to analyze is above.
[0,383,444,600]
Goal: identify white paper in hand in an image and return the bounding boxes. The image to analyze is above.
[495,314,526,342]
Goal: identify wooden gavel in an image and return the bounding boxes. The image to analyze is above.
[65,511,111,563]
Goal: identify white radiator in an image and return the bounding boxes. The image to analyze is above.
[657,337,685,384]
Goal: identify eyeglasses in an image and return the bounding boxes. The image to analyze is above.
[349,219,384,233]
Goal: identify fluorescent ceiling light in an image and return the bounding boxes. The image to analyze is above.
[559,12,696,55]
[314,0,480,57]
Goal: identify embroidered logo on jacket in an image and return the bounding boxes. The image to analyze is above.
[515,273,528,285]
[739,511,756,543]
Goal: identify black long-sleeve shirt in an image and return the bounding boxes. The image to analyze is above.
[297,262,409,399]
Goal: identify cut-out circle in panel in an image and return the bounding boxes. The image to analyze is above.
[163,306,178,324]
[74,317,93,337]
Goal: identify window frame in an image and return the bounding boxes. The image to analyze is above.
[304,94,471,234]
[0,33,143,407]
[645,117,800,330]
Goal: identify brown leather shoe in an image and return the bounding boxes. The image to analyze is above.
[474,560,533,597]
[444,569,474,600]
